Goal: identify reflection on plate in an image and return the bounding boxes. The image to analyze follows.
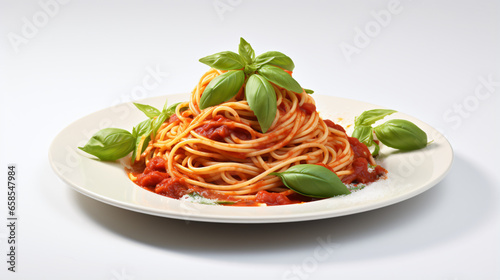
[48,94,453,223]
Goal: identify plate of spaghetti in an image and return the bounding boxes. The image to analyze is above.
[49,39,453,223]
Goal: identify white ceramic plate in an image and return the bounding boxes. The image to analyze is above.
[49,94,453,223]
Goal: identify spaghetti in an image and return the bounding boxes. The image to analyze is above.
[129,68,386,206]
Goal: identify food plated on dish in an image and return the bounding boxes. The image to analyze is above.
[77,38,432,207]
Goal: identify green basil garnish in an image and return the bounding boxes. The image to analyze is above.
[163,101,181,118]
[352,109,428,155]
[257,64,303,93]
[133,103,161,118]
[79,99,183,162]
[131,118,152,139]
[354,109,396,126]
[131,134,150,162]
[199,70,245,110]
[130,101,181,162]
[199,51,245,70]
[352,109,396,156]
[151,113,167,137]
[78,128,135,161]
[304,89,314,94]
[197,38,300,133]
[374,119,427,151]
[255,51,295,71]
[352,125,380,156]
[238,37,255,65]
[272,164,350,198]
[245,74,277,133]
[131,118,153,161]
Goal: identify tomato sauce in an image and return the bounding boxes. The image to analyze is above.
[135,171,169,189]
[341,158,387,184]
[154,177,190,199]
[348,136,372,160]
[255,191,294,205]
[255,191,316,205]
[324,119,346,133]
[320,121,387,186]
[340,137,387,184]
[168,113,179,124]
[194,115,251,141]
[299,103,316,114]
[278,102,288,113]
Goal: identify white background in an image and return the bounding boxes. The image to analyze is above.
[1,0,499,279]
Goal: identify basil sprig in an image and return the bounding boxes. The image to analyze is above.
[271,164,350,198]
[351,109,428,155]
[79,100,180,162]
[352,125,380,156]
[198,38,309,133]
[351,109,396,156]
[78,128,136,161]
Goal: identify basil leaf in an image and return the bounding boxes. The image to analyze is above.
[163,101,181,115]
[352,125,373,144]
[245,74,277,133]
[255,51,295,71]
[131,119,153,161]
[161,98,170,112]
[304,89,314,94]
[133,103,161,118]
[374,119,427,151]
[238,37,255,65]
[152,101,181,135]
[199,51,245,70]
[199,70,245,109]
[152,111,168,135]
[254,56,275,68]
[78,128,135,161]
[272,164,350,198]
[258,65,303,93]
[132,118,152,139]
[354,109,397,126]
[352,125,380,156]
[131,135,150,162]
